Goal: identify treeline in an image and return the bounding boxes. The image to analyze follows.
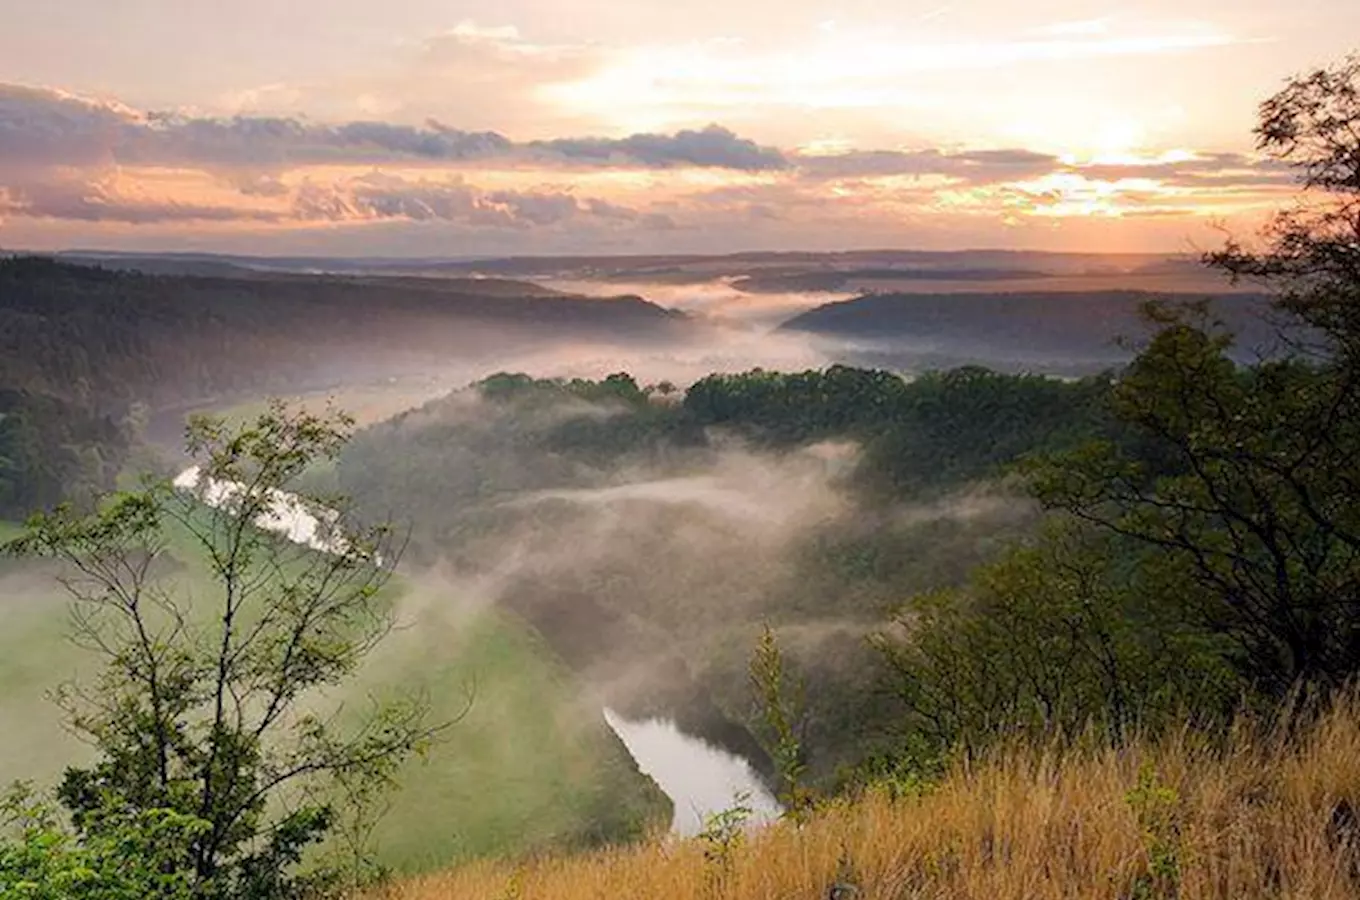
[0,256,685,518]
[341,363,1118,542]
[781,288,1284,376]
[0,257,682,412]
[683,365,1119,494]
[0,389,131,516]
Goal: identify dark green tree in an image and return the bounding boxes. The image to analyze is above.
[1033,54,1360,694]
[873,522,1236,753]
[1210,54,1360,364]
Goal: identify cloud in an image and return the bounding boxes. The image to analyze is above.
[125,116,516,168]
[292,172,668,231]
[1070,153,1297,188]
[531,126,789,171]
[544,21,1241,132]
[0,83,511,169]
[0,84,133,168]
[0,80,1294,242]
[2,174,284,224]
[796,147,1058,183]
[0,84,786,173]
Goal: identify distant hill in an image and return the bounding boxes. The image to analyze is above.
[780,290,1286,374]
[1,256,686,412]
[26,247,1212,283]
[0,256,688,517]
[729,268,1051,293]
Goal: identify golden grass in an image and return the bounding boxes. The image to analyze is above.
[379,696,1360,900]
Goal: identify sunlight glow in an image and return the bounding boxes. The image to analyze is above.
[543,24,1239,133]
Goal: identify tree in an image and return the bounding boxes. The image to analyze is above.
[4,402,441,899]
[1210,54,1360,364]
[873,522,1236,753]
[1032,55,1360,694]
[1,784,205,900]
[748,626,814,823]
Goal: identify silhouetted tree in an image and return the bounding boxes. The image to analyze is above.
[1034,55,1360,693]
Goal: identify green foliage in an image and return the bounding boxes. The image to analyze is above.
[697,791,752,890]
[682,364,1117,494]
[1125,764,1183,900]
[832,747,941,802]
[0,390,131,520]
[748,627,814,824]
[857,366,1119,496]
[3,403,436,899]
[0,784,207,900]
[874,521,1238,754]
[1031,313,1360,691]
[683,365,908,444]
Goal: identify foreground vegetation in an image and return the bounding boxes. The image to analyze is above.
[386,692,1360,900]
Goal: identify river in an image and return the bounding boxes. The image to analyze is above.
[173,466,781,835]
[603,709,781,836]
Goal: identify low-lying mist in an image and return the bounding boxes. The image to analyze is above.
[542,278,855,329]
[0,343,1051,873]
[332,374,1045,834]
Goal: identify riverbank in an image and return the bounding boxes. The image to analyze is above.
[171,462,786,846]
[379,692,1360,900]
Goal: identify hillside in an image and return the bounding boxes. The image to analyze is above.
[335,367,1120,786]
[0,256,690,517]
[781,290,1282,373]
[0,257,686,412]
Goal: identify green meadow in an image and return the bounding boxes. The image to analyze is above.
[0,505,665,874]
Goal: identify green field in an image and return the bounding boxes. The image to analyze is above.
[0,514,667,873]
[359,605,668,871]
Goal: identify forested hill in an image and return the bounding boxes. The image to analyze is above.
[0,256,687,518]
[781,290,1281,372]
[0,256,686,411]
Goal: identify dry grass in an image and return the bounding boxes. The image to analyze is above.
[381,697,1360,900]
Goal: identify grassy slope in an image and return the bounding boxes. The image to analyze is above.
[0,515,667,874]
[0,547,95,787]
[388,696,1360,900]
[354,605,668,873]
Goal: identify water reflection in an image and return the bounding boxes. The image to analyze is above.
[603,708,782,836]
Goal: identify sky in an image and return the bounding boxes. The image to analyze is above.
[0,0,1355,257]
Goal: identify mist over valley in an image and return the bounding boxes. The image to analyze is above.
[0,248,1146,869]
